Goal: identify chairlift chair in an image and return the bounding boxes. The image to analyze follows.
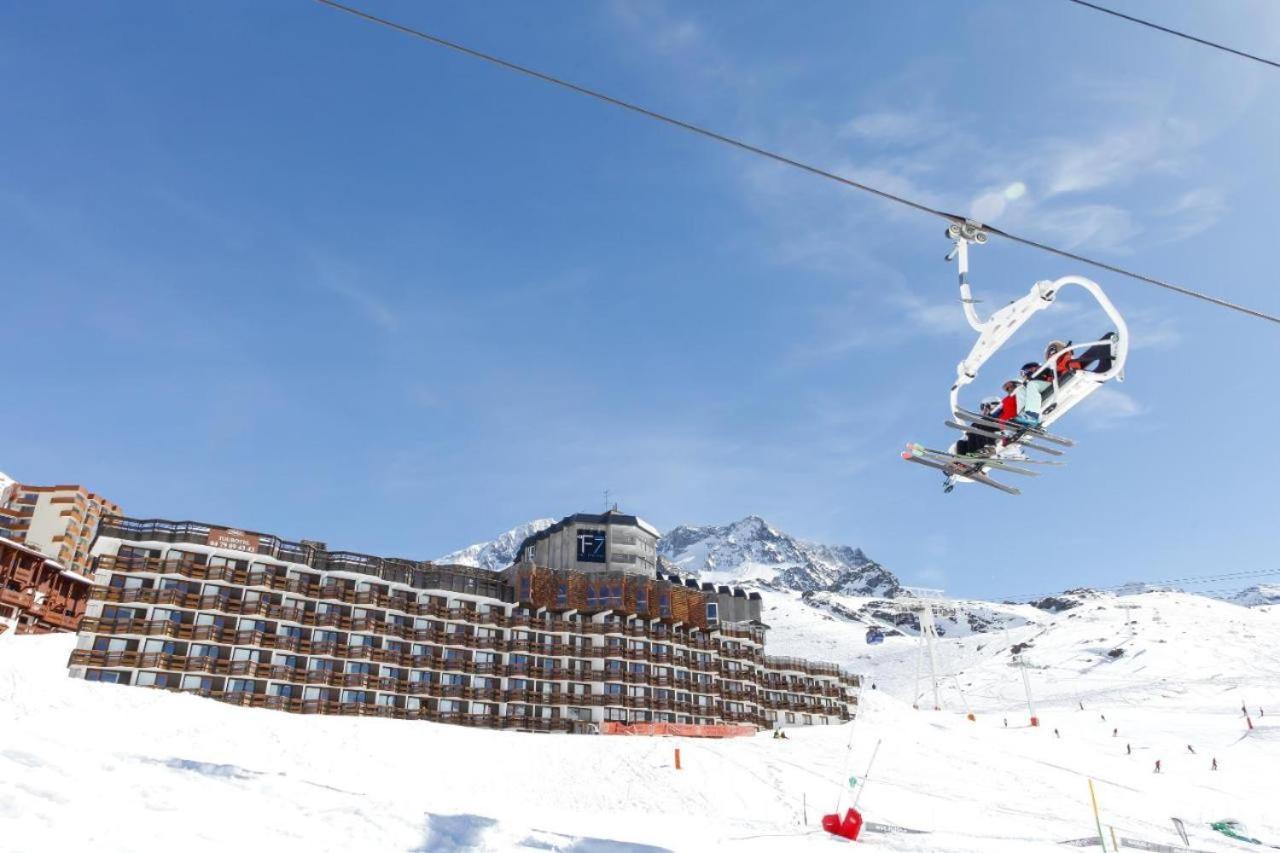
[948,221,1130,431]
[903,222,1131,495]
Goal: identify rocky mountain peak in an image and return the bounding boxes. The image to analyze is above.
[657,516,902,598]
[436,519,555,572]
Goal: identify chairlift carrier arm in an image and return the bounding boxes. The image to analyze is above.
[947,229,1129,418]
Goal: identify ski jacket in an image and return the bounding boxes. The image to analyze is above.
[1054,350,1081,376]
[1015,379,1051,416]
[996,395,1018,422]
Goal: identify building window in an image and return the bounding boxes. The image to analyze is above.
[556,583,568,607]
[85,670,121,684]
[659,593,671,618]
[706,602,718,623]
[519,576,531,601]
[636,588,647,611]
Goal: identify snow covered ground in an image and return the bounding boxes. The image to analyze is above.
[1,590,1278,852]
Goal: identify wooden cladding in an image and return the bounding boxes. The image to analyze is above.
[0,539,89,634]
[517,567,708,629]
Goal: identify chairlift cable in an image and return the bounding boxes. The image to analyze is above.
[313,0,1280,327]
[1000,567,1280,604]
[1062,0,1280,70]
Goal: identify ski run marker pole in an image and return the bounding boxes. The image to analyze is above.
[852,739,883,811]
[1088,779,1107,852]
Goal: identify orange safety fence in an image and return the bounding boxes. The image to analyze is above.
[599,722,757,738]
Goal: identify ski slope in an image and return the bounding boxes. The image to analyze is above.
[1,591,1278,852]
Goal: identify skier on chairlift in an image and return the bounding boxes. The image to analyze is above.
[953,396,1003,457]
[1009,363,1052,429]
[996,380,1019,423]
[1044,340,1081,379]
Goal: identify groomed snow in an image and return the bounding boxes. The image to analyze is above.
[1,590,1277,852]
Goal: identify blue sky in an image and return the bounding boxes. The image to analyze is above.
[3,1,1278,599]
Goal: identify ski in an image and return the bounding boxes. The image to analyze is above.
[943,422,1066,457]
[954,407,1075,447]
[908,443,1038,477]
[901,448,1021,495]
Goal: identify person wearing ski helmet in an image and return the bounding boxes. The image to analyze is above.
[996,380,1020,422]
[954,396,1002,457]
[1044,340,1081,378]
[1010,363,1051,428]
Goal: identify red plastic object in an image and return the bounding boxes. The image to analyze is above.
[822,807,864,841]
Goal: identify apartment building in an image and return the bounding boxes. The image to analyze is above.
[0,536,92,634]
[0,483,121,577]
[69,512,859,733]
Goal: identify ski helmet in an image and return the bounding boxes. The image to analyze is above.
[1045,340,1067,356]
[980,395,1001,411]
[1020,362,1040,376]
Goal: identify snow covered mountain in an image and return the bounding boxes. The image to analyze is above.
[1221,584,1280,607]
[658,515,902,597]
[435,514,902,598]
[436,519,555,571]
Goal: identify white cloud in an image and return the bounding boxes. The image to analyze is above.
[1027,204,1138,252]
[839,111,940,145]
[313,260,400,333]
[1074,386,1144,429]
[1125,307,1183,352]
[1153,187,1228,241]
[1037,120,1198,199]
[611,2,703,54]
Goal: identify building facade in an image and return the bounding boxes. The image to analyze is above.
[69,513,858,733]
[0,483,121,577]
[516,511,660,578]
[1,536,92,634]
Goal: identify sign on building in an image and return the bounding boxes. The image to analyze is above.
[207,527,261,554]
[576,529,606,563]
